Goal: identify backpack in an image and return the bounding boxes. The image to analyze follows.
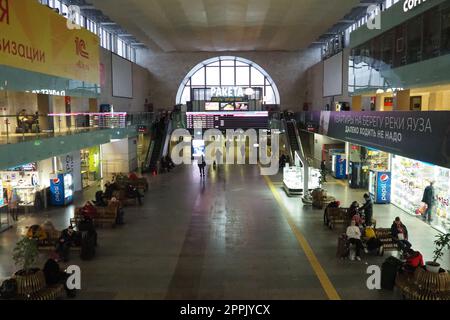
[0,279,17,300]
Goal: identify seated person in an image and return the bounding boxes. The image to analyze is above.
[43,253,75,298]
[128,172,139,180]
[364,226,383,255]
[94,191,108,207]
[56,226,76,262]
[347,201,359,219]
[127,184,143,205]
[403,249,424,272]
[81,201,97,219]
[26,224,48,244]
[104,182,118,200]
[391,217,412,253]
[346,220,365,261]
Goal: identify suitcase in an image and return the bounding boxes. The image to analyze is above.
[381,256,403,290]
[80,231,96,260]
[337,234,349,259]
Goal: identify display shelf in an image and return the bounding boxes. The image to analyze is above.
[392,155,450,227]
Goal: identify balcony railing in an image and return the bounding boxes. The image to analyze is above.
[0,112,156,145]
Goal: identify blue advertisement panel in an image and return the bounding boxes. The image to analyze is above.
[334,155,347,179]
[50,174,65,206]
[376,171,391,204]
[0,180,4,207]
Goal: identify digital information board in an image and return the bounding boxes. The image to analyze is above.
[186,111,269,130]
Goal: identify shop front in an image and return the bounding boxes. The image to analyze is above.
[80,146,102,189]
[298,110,450,232]
[392,155,450,233]
[0,162,48,219]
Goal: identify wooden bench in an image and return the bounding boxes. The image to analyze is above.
[115,177,149,193]
[325,207,349,230]
[396,267,450,300]
[375,228,399,254]
[70,202,119,228]
[112,190,139,207]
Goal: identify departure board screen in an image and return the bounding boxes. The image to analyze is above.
[186,112,269,130]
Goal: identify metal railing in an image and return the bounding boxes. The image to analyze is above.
[0,112,156,145]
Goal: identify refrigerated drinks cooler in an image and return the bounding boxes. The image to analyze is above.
[332,154,346,179]
[369,171,391,204]
[50,173,74,206]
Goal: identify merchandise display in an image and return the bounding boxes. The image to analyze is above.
[283,166,321,196]
[392,155,450,232]
[0,166,43,210]
[365,149,389,171]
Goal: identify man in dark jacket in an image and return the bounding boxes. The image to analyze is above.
[56,226,76,262]
[391,217,412,253]
[422,181,435,223]
[359,194,373,227]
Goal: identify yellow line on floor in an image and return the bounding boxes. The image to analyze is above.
[263,175,341,300]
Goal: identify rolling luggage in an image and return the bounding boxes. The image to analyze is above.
[80,231,96,260]
[381,256,403,290]
[337,234,349,259]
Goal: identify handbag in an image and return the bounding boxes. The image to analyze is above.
[415,202,428,215]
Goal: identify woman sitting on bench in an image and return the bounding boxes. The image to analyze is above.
[346,220,365,261]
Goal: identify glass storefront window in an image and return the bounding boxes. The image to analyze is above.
[441,5,450,54]
[176,57,280,105]
[392,155,450,233]
[423,7,441,60]
[407,16,423,64]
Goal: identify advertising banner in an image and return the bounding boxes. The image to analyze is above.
[300,111,450,169]
[376,171,391,204]
[50,173,65,206]
[0,0,100,84]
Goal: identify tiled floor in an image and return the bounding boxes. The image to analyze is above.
[0,164,448,300]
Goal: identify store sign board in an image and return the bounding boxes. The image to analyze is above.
[300,111,450,169]
[0,0,100,84]
[403,0,429,13]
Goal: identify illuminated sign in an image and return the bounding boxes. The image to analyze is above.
[211,87,244,98]
[403,0,428,13]
[32,89,66,96]
[0,0,9,25]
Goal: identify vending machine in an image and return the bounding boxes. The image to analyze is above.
[332,154,347,179]
[50,173,74,206]
[0,179,4,207]
[369,171,391,204]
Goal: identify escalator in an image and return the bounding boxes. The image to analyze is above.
[282,119,305,164]
[144,120,169,173]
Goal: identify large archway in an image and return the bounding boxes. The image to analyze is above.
[176,56,280,105]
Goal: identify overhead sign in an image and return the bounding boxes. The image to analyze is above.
[0,0,100,84]
[299,111,450,169]
[211,87,244,98]
[403,0,429,13]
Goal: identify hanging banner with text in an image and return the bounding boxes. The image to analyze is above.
[0,0,100,84]
[299,111,450,169]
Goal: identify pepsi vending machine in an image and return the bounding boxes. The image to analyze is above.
[369,171,391,204]
[332,154,347,179]
[50,173,74,206]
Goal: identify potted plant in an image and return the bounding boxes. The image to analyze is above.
[426,233,450,273]
[12,237,45,295]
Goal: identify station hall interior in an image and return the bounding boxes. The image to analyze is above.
[0,0,450,301]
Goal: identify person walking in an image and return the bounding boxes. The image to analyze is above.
[422,181,435,223]
[8,188,19,222]
[320,160,327,182]
[198,155,206,178]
